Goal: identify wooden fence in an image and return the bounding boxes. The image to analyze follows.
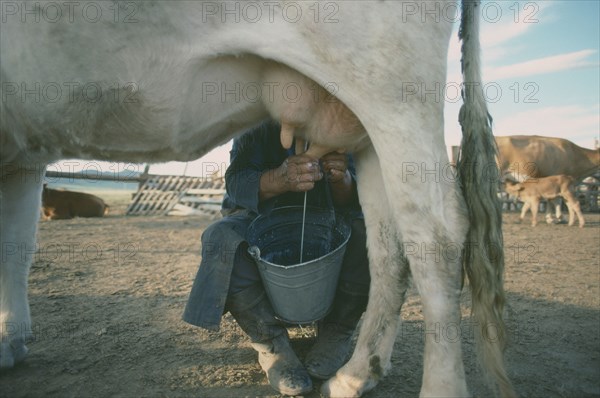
[125,175,225,217]
[45,169,226,217]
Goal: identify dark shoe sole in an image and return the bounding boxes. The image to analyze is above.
[306,367,335,380]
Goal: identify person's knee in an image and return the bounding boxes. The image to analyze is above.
[229,242,262,295]
[201,217,249,256]
[202,219,236,241]
[200,222,229,258]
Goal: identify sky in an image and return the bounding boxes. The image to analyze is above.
[444,0,599,149]
[52,0,599,177]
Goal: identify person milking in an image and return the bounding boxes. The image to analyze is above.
[183,119,370,396]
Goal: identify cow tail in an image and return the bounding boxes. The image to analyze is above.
[457,1,515,397]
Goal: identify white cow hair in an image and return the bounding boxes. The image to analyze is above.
[0,1,514,397]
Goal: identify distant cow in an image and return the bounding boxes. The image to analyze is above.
[504,175,585,228]
[496,135,600,182]
[497,135,600,221]
[42,186,109,220]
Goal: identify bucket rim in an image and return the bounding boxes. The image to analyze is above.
[247,206,351,269]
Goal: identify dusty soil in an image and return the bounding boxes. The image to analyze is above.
[1,196,599,398]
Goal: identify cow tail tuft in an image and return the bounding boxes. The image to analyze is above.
[457,1,515,397]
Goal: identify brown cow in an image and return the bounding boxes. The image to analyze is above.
[504,175,585,228]
[497,135,600,221]
[496,135,600,181]
[42,186,109,220]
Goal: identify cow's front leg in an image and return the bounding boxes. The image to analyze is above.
[544,198,562,224]
[0,164,44,368]
[322,145,409,397]
[529,199,540,227]
[554,198,564,222]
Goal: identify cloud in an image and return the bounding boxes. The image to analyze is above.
[493,104,600,147]
[148,141,233,177]
[447,0,553,63]
[485,49,599,80]
[446,0,559,82]
[444,103,600,149]
[446,16,533,63]
[50,142,234,177]
[481,17,533,49]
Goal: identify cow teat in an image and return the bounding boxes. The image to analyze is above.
[304,143,340,159]
[280,123,295,150]
[279,123,343,158]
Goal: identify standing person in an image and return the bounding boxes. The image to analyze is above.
[183,119,370,396]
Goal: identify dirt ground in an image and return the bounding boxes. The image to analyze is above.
[1,196,599,398]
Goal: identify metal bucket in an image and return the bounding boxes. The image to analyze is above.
[247,206,351,324]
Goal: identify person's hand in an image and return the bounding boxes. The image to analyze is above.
[321,152,349,184]
[275,154,323,192]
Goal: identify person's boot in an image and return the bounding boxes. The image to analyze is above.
[227,284,312,396]
[304,290,368,379]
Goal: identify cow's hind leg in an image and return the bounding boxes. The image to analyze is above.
[385,165,469,396]
[519,202,530,224]
[0,165,44,367]
[562,191,585,228]
[321,145,410,397]
[572,201,585,228]
[324,138,470,397]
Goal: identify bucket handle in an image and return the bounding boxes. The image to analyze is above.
[248,246,266,270]
[248,245,261,261]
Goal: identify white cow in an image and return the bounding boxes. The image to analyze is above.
[0,1,514,397]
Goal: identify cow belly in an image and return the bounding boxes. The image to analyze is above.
[1,56,271,164]
[1,1,444,165]
[2,53,371,165]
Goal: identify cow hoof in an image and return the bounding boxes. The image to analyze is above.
[321,376,359,398]
[0,338,28,369]
[321,372,374,398]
